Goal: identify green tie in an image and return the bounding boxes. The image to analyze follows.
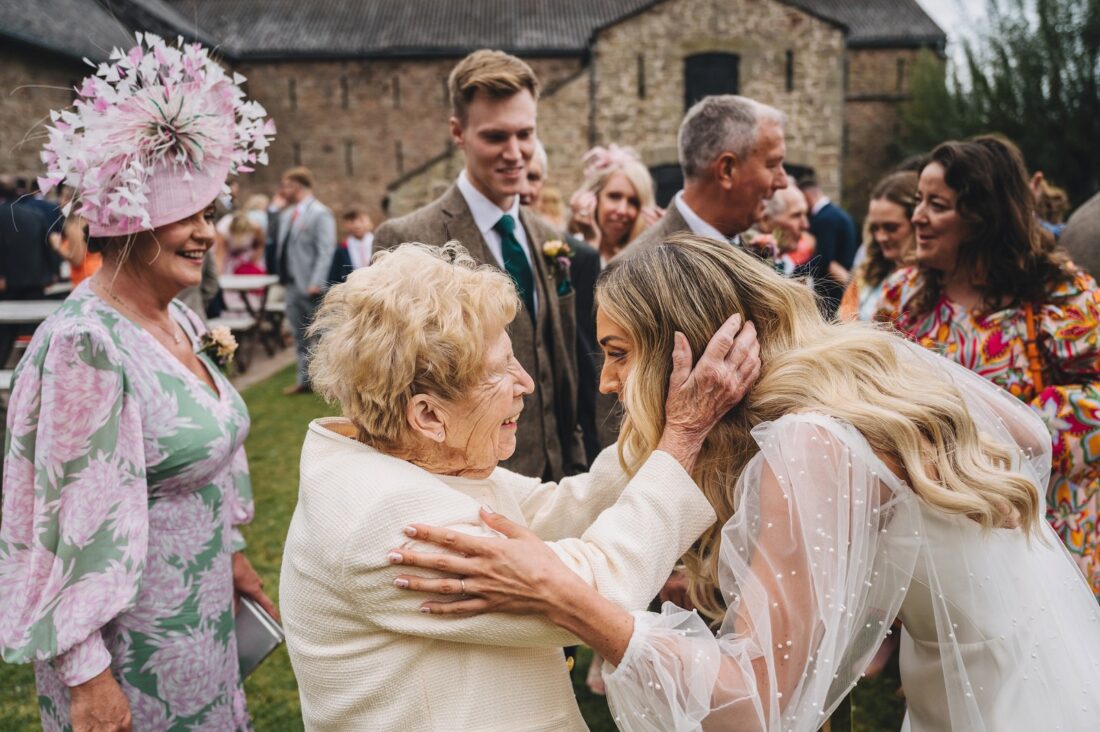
[494,214,535,321]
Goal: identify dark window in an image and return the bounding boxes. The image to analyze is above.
[288,79,297,111]
[637,54,646,99]
[345,141,354,176]
[392,76,401,108]
[649,163,683,208]
[896,58,906,92]
[340,75,349,109]
[292,142,301,166]
[683,52,739,110]
[442,76,450,107]
[395,140,404,175]
[785,50,794,92]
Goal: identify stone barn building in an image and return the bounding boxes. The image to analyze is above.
[1,0,944,223]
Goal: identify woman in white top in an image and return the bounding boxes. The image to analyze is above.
[393,234,1100,731]
[278,242,759,730]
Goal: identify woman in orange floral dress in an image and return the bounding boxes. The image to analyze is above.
[877,136,1100,598]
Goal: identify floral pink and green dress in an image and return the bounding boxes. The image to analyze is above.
[878,266,1100,598]
[0,281,254,730]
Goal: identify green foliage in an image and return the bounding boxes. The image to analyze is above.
[901,0,1100,206]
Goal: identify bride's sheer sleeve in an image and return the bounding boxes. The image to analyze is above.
[603,413,923,732]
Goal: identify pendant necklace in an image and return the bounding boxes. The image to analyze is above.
[93,280,183,345]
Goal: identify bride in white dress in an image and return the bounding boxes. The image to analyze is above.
[391,234,1100,731]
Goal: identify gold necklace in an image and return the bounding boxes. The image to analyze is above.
[93,280,183,346]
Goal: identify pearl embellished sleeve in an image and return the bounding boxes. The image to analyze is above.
[602,413,923,731]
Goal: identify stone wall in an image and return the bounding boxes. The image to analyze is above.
[2,18,940,234]
[235,56,584,222]
[385,0,848,215]
[591,0,847,200]
[385,65,593,218]
[842,47,937,220]
[0,43,81,186]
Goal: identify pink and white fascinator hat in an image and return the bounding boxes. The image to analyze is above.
[580,144,643,179]
[38,33,276,238]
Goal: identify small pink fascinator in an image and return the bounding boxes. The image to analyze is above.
[581,144,642,179]
[38,32,276,237]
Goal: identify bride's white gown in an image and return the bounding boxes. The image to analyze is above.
[604,344,1100,731]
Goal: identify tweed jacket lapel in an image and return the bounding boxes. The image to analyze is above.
[659,201,690,239]
[439,185,495,266]
[519,207,554,332]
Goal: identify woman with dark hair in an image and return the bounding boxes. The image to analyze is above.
[837,171,918,321]
[877,135,1100,597]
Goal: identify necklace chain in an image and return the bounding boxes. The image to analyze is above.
[93,280,183,346]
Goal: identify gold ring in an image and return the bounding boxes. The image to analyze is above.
[460,579,466,595]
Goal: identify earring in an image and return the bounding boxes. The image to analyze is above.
[437,432,444,440]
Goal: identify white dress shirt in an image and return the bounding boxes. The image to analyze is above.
[811,194,830,216]
[345,232,373,269]
[455,171,539,314]
[673,191,741,246]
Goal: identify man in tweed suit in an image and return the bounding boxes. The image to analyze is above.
[374,50,584,481]
[629,95,789,255]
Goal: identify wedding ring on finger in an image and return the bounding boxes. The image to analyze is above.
[459,578,467,596]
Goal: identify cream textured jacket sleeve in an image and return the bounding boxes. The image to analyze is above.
[546,451,716,611]
[502,444,635,541]
[341,452,713,648]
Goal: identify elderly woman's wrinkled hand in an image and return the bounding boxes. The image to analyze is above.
[70,669,132,732]
[389,508,583,619]
[658,313,760,470]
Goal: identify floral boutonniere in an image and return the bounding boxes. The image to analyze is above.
[542,239,574,295]
[200,326,238,371]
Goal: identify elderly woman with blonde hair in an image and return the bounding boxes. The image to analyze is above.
[278,242,759,730]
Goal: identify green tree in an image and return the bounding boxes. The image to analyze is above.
[901,0,1100,207]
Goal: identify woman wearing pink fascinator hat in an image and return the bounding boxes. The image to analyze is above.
[568,144,662,264]
[0,33,276,731]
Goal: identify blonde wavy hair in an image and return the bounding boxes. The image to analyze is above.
[598,234,1042,621]
[569,149,656,250]
[308,242,518,452]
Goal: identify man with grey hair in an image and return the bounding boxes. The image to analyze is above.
[629,94,788,254]
[755,186,811,275]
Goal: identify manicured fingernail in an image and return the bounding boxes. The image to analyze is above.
[480,505,495,515]
[419,605,432,614]
[387,552,403,564]
[393,578,409,588]
[403,526,417,537]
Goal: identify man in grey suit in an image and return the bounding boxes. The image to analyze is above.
[373,50,584,480]
[275,166,337,395]
[629,95,789,254]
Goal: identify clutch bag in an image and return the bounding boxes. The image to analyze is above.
[235,596,285,678]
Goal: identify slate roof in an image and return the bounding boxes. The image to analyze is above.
[0,0,945,62]
[789,0,946,48]
[0,0,134,61]
[165,0,665,58]
[0,0,213,62]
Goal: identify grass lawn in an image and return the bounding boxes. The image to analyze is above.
[0,363,902,730]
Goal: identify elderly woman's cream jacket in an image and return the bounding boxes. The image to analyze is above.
[280,417,716,731]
